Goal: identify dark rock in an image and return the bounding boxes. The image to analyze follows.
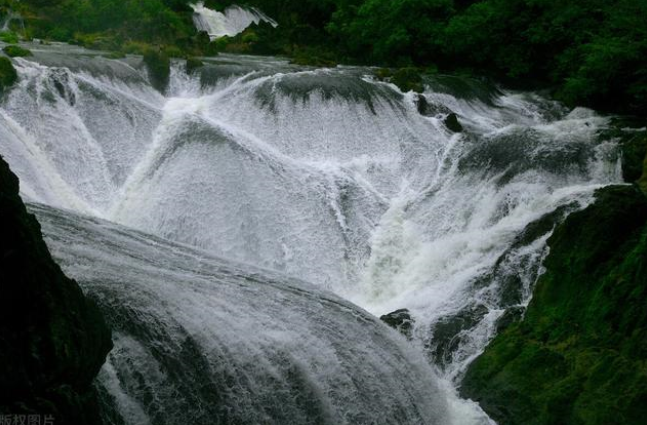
[640,149,647,195]
[380,309,414,340]
[461,185,647,425]
[443,113,463,132]
[0,156,112,424]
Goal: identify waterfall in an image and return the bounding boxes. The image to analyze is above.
[0,44,623,424]
[190,2,278,40]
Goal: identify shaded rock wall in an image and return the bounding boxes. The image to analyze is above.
[0,155,112,425]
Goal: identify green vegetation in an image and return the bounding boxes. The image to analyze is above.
[0,56,17,92]
[461,183,647,425]
[1,0,643,114]
[2,45,31,57]
[0,31,19,44]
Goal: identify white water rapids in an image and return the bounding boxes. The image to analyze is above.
[0,43,623,424]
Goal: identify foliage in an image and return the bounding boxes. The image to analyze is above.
[10,0,645,114]
[0,31,19,44]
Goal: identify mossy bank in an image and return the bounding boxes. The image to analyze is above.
[461,139,647,425]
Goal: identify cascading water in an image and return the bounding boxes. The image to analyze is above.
[0,42,623,424]
[191,2,278,40]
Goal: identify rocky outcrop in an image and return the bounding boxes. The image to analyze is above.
[380,309,414,340]
[0,156,112,425]
[460,184,647,425]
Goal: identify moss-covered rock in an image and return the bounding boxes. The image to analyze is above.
[185,56,203,74]
[461,185,647,425]
[0,56,17,92]
[3,45,32,57]
[103,51,126,59]
[391,68,424,93]
[0,156,112,424]
[620,134,647,183]
[143,49,170,94]
[290,54,338,68]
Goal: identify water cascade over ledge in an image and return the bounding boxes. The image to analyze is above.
[191,2,278,40]
[0,44,624,424]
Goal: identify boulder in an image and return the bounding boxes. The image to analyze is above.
[443,113,463,132]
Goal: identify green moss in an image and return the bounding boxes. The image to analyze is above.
[391,68,424,93]
[289,46,338,68]
[0,30,19,44]
[3,45,32,57]
[0,56,17,92]
[103,51,126,59]
[462,185,647,425]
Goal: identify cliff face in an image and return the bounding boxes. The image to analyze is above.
[0,156,112,424]
[461,181,647,424]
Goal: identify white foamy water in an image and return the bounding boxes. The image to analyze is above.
[0,44,623,424]
[191,2,277,40]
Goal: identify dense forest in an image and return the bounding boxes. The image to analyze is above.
[1,0,645,115]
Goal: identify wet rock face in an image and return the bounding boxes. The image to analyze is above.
[0,156,112,425]
[380,309,414,340]
[443,113,463,132]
